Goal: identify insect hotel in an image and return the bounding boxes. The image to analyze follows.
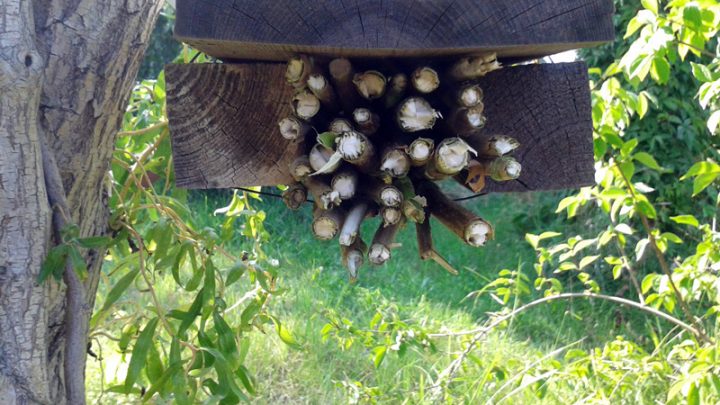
[166,0,615,280]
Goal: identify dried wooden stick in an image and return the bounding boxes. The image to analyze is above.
[312,207,346,241]
[448,106,486,136]
[303,176,341,210]
[329,58,359,114]
[411,66,440,94]
[365,178,403,208]
[380,145,411,178]
[286,55,317,89]
[425,138,476,179]
[384,73,408,109]
[307,73,339,112]
[381,206,403,227]
[342,237,367,282]
[487,156,522,181]
[396,97,442,132]
[292,90,321,120]
[353,108,380,135]
[336,131,377,173]
[339,201,369,246]
[278,116,311,141]
[448,53,502,81]
[290,155,313,182]
[397,177,427,224]
[369,218,405,265]
[329,118,353,134]
[331,169,359,200]
[282,183,307,210]
[407,138,435,166]
[418,181,494,247]
[474,135,520,157]
[415,217,459,275]
[309,144,340,173]
[353,70,387,100]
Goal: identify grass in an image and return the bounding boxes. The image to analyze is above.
[87,187,668,404]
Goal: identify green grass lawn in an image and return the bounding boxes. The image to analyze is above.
[87,188,666,404]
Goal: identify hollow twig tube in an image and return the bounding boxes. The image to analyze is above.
[474,135,520,157]
[290,156,313,182]
[312,207,346,241]
[336,131,377,173]
[329,118,353,134]
[380,145,411,178]
[369,218,405,265]
[365,178,403,208]
[407,138,435,167]
[448,53,502,82]
[286,55,317,89]
[353,70,386,100]
[307,73,339,112]
[303,176,341,210]
[292,90,321,120]
[339,201,369,246]
[418,181,494,247]
[331,169,358,200]
[425,138,476,179]
[448,106,486,136]
[329,58,360,114]
[411,67,440,94]
[487,156,522,181]
[396,97,442,132]
[342,237,367,282]
[309,144,340,173]
[381,206,403,227]
[448,83,484,108]
[353,108,380,135]
[278,116,311,141]
[384,73,408,109]
[282,183,307,210]
[397,177,427,224]
[415,217,459,275]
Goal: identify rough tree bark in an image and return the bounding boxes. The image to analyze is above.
[0,1,162,403]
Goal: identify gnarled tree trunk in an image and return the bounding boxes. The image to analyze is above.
[0,1,163,403]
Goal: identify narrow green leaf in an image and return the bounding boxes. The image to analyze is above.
[693,172,719,196]
[641,0,658,14]
[100,268,139,312]
[373,346,387,368]
[670,215,700,228]
[38,244,70,283]
[124,317,160,392]
[633,152,662,171]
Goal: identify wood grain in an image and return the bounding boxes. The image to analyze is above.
[166,62,594,192]
[174,0,614,61]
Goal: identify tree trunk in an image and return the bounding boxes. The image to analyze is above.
[0,1,162,403]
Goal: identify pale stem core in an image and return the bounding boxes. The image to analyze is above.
[293,92,320,119]
[307,74,327,91]
[382,207,402,226]
[409,140,432,162]
[369,244,391,265]
[398,97,442,132]
[337,132,366,160]
[460,86,483,107]
[381,150,410,177]
[292,164,312,179]
[493,137,520,155]
[354,71,386,99]
[436,139,473,173]
[332,175,357,200]
[466,108,486,128]
[505,160,522,179]
[339,203,367,246]
[279,117,301,140]
[286,58,305,82]
[353,108,371,124]
[330,119,353,134]
[313,217,339,240]
[380,187,402,207]
[390,73,408,90]
[346,250,363,278]
[412,67,440,93]
[309,145,335,172]
[320,191,342,210]
[465,220,492,247]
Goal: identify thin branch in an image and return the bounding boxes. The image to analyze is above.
[117,120,167,137]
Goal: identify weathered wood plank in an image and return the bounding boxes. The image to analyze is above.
[175,0,615,61]
[166,62,594,192]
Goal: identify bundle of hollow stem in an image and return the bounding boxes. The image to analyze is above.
[278,54,522,281]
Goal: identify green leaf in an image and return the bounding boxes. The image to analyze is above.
[317,132,338,149]
[650,57,670,84]
[693,172,719,196]
[77,236,113,249]
[235,365,256,396]
[142,361,183,402]
[691,62,713,83]
[579,255,600,270]
[226,261,247,287]
[633,152,662,171]
[269,316,300,349]
[124,317,160,392]
[682,161,720,179]
[615,224,634,235]
[38,244,70,283]
[641,0,658,14]
[635,199,657,219]
[708,111,720,135]
[68,246,88,279]
[661,232,683,244]
[670,215,699,228]
[373,346,387,368]
[100,268,139,312]
[641,274,657,294]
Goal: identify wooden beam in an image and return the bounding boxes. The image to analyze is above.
[174,0,614,61]
[166,62,594,192]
